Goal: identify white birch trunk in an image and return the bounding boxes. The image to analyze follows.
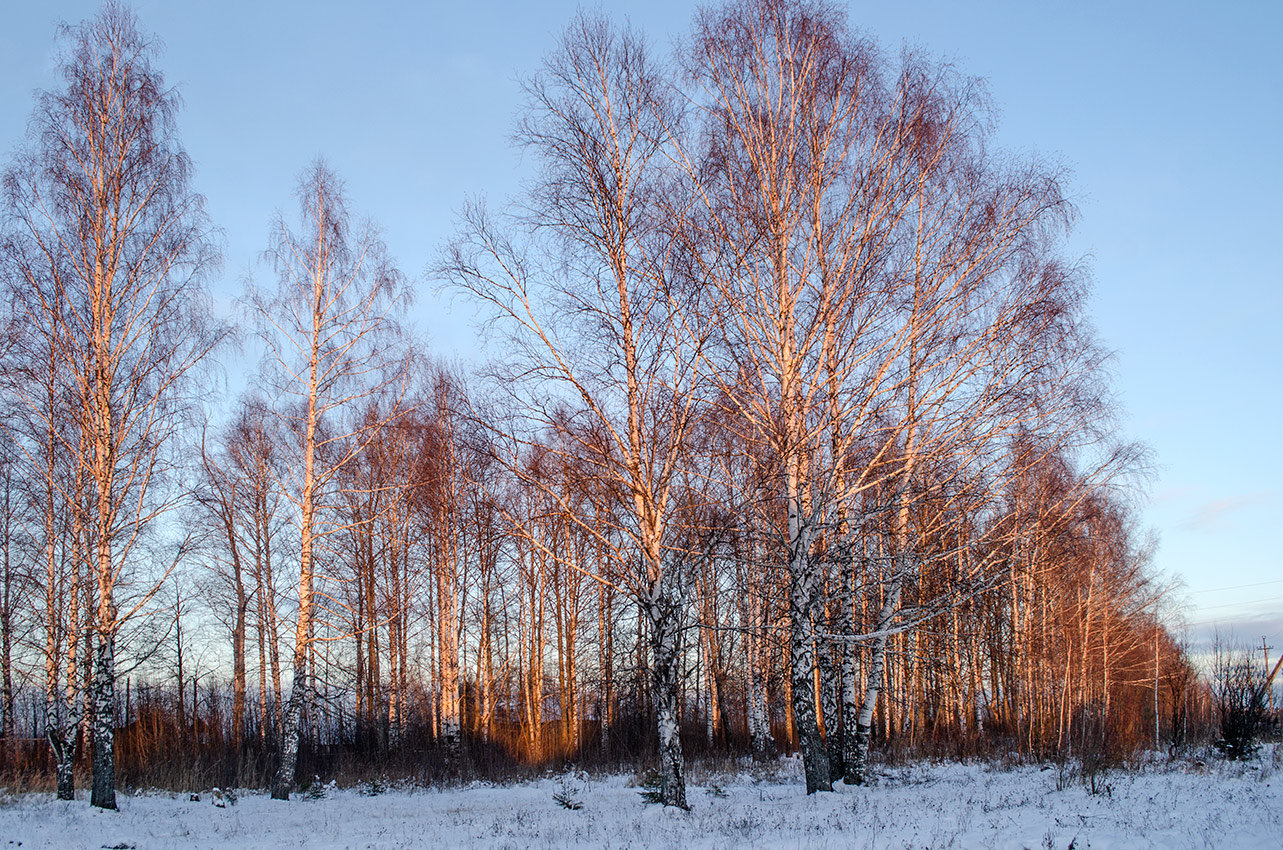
[645,595,687,810]
[787,504,831,793]
[272,654,308,799]
[848,576,902,785]
[89,633,115,810]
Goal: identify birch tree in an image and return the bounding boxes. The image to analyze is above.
[442,13,711,808]
[250,162,410,800]
[1,2,222,809]
[834,79,1117,777]
[682,0,1121,791]
[0,272,86,799]
[685,0,914,792]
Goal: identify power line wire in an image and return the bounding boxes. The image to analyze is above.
[1195,594,1283,612]
[1189,578,1283,595]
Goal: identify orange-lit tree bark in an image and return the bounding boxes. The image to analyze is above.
[251,162,410,800]
[425,375,465,763]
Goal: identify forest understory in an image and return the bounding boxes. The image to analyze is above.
[1,747,1280,850]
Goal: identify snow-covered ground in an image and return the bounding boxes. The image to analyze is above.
[2,750,1279,850]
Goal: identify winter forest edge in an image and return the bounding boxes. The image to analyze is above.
[0,1,1277,846]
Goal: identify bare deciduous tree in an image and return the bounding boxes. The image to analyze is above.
[685,0,913,793]
[442,13,713,808]
[249,161,411,800]
[1,1,223,809]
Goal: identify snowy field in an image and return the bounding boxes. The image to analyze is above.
[1,751,1279,850]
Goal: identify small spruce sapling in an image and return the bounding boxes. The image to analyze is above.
[636,768,664,805]
[553,770,587,810]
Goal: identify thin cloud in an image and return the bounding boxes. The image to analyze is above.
[1180,491,1272,532]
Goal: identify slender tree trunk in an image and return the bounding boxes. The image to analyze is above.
[704,626,722,747]
[744,560,773,760]
[365,531,381,750]
[273,488,315,799]
[435,396,462,766]
[387,559,403,748]
[256,603,268,743]
[819,612,842,782]
[272,238,325,800]
[647,598,687,810]
[747,631,770,758]
[598,579,614,752]
[90,632,116,810]
[232,581,248,752]
[438,567,461,765]
[848,576,902,786]
[1,478,14,744]
[840,539,862,778]
[176,593,187,742]
[50,558,80,803]
[264,524,282,737]
[272,658,307,800]
[787,497,831,793]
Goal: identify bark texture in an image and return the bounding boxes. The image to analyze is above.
[90,635,116,810]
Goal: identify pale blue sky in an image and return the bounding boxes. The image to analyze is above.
[2,1,1278,644]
